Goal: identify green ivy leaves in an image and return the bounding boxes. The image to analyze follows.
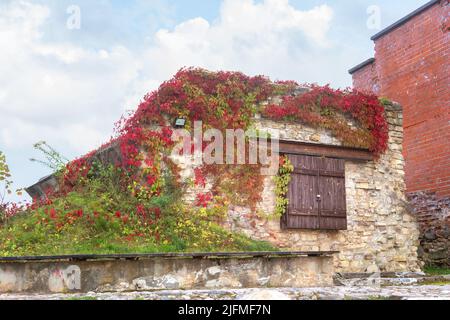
[273,156,294,218]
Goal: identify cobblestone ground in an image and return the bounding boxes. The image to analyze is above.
[1,285,450,300]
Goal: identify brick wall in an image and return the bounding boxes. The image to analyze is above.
[352,1,450,198]
[351,62,380,95]
[351,1,450,266]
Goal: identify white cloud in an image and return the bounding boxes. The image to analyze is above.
[0,1,141,154]
[142,0,334,82]
[0,0,336,157]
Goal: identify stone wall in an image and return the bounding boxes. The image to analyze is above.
[174,102,421,273]
[0,254,333,294]
[409,192,450,266]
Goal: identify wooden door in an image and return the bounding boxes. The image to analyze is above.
[281,154,347,230]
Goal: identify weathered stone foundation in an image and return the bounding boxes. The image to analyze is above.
[0,253,334,294]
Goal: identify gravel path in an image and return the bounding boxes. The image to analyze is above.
[1,285,450,300]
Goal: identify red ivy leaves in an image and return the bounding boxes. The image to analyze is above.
[49,208,57,219]
[52,68,388,215]
[63,158,91,188]
[136,204,161,224]
[195,192,213,208]
[194,168,207,188]
[38,205,163,234]
[0,202,25,220]
[262,84,388,156]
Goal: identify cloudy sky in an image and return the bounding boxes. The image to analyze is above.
[0,0,429,202]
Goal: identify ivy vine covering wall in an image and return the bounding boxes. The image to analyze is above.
[62,68,389,210]
[2,68,395,257]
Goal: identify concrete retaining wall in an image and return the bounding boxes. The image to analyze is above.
[0,253,334,294]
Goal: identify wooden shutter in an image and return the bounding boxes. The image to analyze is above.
[318,157,347,230]
[281,154,347,230]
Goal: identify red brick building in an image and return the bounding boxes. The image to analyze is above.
[349,0,449,265]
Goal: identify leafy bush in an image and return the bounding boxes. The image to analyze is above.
[0,151,23,225]
[0,160,276,256]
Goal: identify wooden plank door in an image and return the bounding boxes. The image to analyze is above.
[282,154,321,229]
[282,154,347,230]
[318,157,347,230]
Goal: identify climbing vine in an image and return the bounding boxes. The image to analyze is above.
[262,84,388,155]
[0,68,394,256]
[273,155,294,218]
[33,67,389,219]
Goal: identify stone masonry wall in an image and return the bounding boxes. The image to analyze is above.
[171,102,421,273]
[0,255,333,294]
[409,192,450,266]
